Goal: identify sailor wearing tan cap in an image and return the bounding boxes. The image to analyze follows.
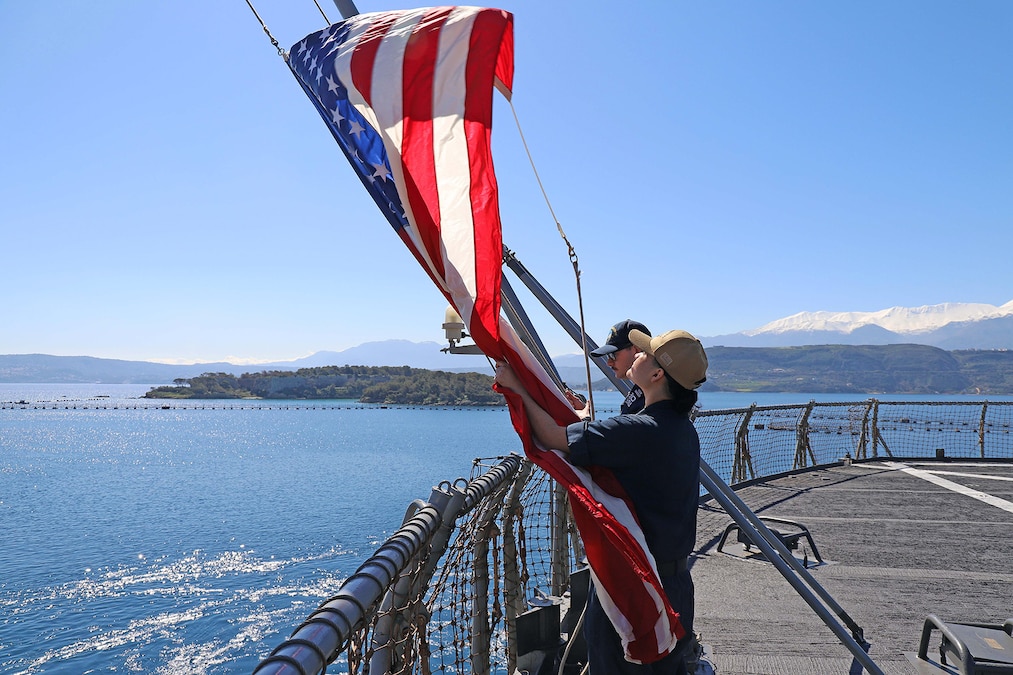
[494,329,708,674]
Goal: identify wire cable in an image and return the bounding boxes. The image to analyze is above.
[556,590,590,675]
[242,0,286,57]
[508,100,596,419]
[310,0,332,24]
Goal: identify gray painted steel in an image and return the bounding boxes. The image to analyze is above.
[694,460,1013,674]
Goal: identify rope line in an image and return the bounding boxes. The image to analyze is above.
[508,99,596,418]
[243,0,286,57]
[311,0,332,25]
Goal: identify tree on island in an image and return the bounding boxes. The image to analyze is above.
[144,365,501,406]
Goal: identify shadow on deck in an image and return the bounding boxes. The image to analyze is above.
[693,460,1013,675]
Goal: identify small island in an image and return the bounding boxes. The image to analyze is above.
[144,365,502,406]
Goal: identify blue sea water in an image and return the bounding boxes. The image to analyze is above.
[0,384,524,675]
[3,384,1010,674]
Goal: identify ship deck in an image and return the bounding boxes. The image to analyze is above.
[692,459,1013,675]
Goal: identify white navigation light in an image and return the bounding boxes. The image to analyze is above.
[441,306,484,355]
[443,306,466,342]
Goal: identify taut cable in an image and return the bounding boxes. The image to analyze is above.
[310,0,332,25]
[243,0,286,58]
[509,100,595,419]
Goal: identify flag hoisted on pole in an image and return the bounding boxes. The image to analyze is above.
[287,6,684,663]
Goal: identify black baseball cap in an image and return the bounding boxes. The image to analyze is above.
[590,320,650,357]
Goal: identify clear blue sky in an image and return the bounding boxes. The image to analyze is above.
[2,1,1010,364]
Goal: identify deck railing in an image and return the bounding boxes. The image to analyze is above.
[695,399,1013,488]
[252,400,1013,674]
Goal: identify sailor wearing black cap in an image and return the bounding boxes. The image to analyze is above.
[494,328,709,674]
[590,319,651,414]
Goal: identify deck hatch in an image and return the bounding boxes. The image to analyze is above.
[915,614,1013,674]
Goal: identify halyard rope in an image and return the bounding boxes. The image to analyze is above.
[242,0,285,58]
[508,100,596,419]
[310,0,332,25]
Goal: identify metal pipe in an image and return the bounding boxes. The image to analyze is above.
[253,456,522,675]
[501,460,534,672]
[698,461,883,674]
[467,463,519,675]
[331,0,359,19]
[368,523,418,673]
[551,481,569,596]
[461,455,522,512]
[252,506,442,675]
[979,402,988,458]
[502,246,626,393]
[472,520,493,675]
[501,275,564,388]
[368,489,461,674]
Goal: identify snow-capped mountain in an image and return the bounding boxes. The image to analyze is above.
[705,300,1013,349]
[747,301,1013,335]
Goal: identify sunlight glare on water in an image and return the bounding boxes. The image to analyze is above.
[0,384,518,674]
[4,384,1009,673]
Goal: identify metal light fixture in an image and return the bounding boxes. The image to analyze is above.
[441,306,484,355]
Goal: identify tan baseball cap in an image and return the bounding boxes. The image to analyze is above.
[628,329,708,390]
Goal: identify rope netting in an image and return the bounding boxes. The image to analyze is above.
[313,455,579,675]
[694,400,1013,487]
[258,400,1013,674]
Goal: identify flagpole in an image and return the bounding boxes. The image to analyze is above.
[505,250,886,673]
[501,276,566,389]
[331,0,359,19]
[503,246,626,393]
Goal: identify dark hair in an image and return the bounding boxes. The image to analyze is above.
[662,371,698,413]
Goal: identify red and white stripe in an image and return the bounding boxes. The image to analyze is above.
[332,7,513,347]
[324,7,681,662]
[498,323,684,662]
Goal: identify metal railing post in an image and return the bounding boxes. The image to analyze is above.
[979,401,989,458]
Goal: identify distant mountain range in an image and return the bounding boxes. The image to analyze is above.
[703,300,1013,349]
[4,300,1013,388]
[0,342,491,385]
[268,340,492,372]
[0,341,608,387]
[8,342,1013,394]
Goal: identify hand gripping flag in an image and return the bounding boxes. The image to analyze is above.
[287,7,684,663]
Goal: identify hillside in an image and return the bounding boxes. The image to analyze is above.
[949,350,1013,393]
[701,344,995,394]
[8,344,1013,394]
[143,366,501,406]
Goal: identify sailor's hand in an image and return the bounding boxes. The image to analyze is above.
[494,361,522,392]
[564,389,591,417]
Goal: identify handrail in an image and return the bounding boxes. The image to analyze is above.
[245,399,1013,674]
[252,505,443,675]
[252,455,523,675]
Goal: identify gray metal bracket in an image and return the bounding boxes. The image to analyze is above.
[717,516,825,566]
[913,614,1013,675]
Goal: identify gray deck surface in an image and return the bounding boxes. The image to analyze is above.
[692,459,1013,675]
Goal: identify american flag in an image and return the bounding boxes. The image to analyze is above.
[288,6,683,663]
